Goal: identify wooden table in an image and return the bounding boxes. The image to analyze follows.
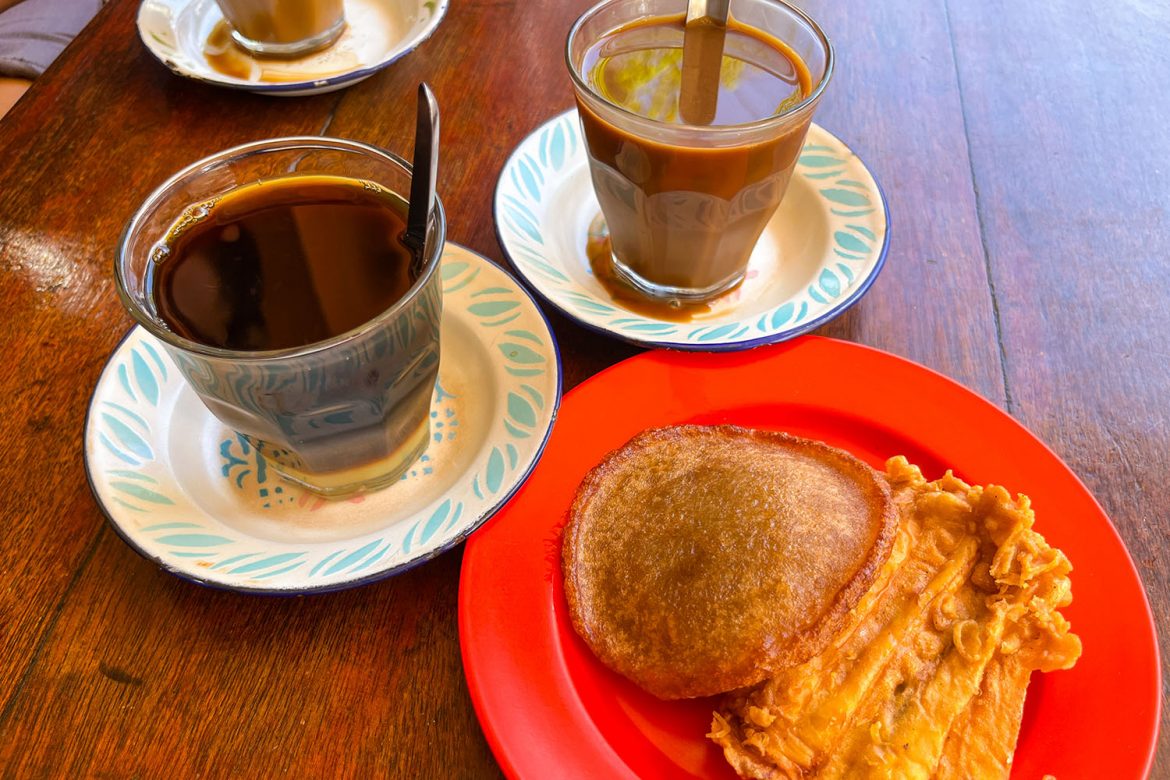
[0,0,1166,774]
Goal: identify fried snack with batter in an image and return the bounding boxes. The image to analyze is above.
[710,457,1081,779]
[563,426,897,700]
[933,654,1032,778]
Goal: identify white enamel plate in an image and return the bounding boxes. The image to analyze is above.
[85,244,560,593]
[494,110,890,351]
[137,0,447,96]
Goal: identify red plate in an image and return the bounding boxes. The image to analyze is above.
[458,337,1160,779]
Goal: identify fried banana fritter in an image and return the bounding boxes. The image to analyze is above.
[710,457,1081,779]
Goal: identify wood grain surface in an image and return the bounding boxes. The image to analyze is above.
[0,0,1165,775]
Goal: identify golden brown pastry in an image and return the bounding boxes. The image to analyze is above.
[709,457,1081,779]
[562,425,897,700]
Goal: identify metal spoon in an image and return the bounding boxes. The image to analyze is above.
[679,0,729,125]
[403,82,439,264]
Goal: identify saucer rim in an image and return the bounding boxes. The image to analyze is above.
[136,0,449,96]
[83,243,562,595]
[493,109,892,352]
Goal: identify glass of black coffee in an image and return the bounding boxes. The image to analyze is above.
[115,137,445,497]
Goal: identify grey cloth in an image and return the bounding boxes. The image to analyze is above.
[0,0,101,79]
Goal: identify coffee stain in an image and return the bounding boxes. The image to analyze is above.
[203,20,359,83]
[585,213,743,323]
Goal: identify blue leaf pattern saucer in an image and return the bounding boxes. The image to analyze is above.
[494,110,890,351]
[85,244,560,593]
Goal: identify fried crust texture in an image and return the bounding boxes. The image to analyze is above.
[709,457,1081,779]
[562,425,897,700]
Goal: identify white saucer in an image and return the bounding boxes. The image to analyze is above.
[494,110,890,351]
[84,244,560,593]
[137,0,446,96]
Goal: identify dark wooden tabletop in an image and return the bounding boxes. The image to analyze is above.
[0,0,1166,775]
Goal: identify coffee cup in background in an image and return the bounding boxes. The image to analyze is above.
[566,0,833,302]
[115,137,445,497]
[215,0,346,58]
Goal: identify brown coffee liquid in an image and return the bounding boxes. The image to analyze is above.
[151,175,416,351]
[578,15,813,294]
[217,0,344,45]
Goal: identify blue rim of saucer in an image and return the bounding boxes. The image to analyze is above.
[493,110,891,352]
[83,244,562,595]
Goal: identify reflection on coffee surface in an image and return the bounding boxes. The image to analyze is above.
[577,14,812,297]
[583,15,807,126]
[151,175,416,352]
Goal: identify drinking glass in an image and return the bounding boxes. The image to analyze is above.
[215,0,346,58]
[567,0,833,301]
[115,137,445,497]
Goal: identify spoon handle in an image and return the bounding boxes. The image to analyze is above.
[680,0,729,125]
[405,82,440,257]
[687,0,729,25]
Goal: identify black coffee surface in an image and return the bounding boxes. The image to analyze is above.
[152,175,416,351]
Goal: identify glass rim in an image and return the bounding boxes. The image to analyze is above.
[564,0,834,136]
[115,135,446,362]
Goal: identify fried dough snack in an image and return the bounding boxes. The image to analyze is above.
[710,457,1081,779]
[564,426,896,699]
